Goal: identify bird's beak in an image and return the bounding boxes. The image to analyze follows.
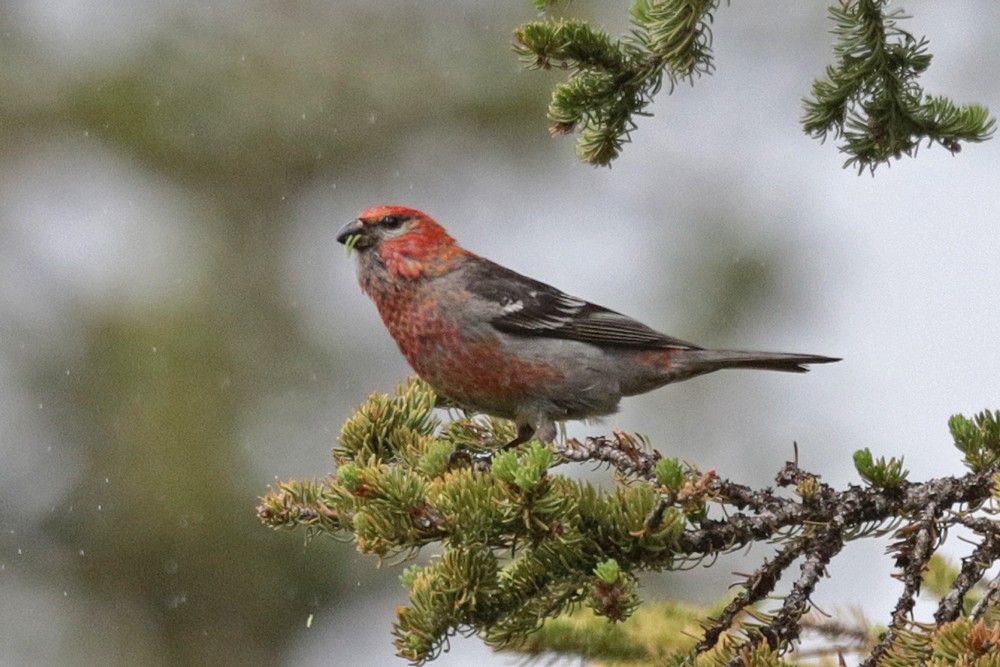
[336,219,363,245]
[337,219,367,255]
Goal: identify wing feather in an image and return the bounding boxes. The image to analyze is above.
[463,259,700,350]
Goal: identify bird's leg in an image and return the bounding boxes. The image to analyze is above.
[500,423,536,451]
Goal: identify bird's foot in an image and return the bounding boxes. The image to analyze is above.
[448,448,495,471]
[447,424,538,471]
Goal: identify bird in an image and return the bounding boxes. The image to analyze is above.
[337,205,839,449]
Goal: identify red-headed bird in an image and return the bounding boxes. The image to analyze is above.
[338,206,838,448]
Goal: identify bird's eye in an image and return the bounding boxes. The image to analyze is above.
[379,215,403,229]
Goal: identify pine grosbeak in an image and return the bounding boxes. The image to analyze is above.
[338,206,839,447]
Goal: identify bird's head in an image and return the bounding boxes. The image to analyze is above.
[338,206,466,279]
[337,206,454,252]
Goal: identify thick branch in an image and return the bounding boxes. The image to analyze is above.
[681,470,992,555]
[553,435,995,558]
[553,433,660,482]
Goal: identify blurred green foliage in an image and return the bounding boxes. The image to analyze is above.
[0,4,551,665]
[48,311,340,665]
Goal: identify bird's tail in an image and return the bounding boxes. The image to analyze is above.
[671,349,841,374]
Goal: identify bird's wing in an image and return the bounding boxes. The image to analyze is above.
[464,259,701,350]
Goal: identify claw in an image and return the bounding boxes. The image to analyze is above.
[447,424,537,471]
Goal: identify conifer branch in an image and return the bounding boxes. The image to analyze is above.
[257,382,1000,665]
[514,1,995,170]
[802,0,995,173]
[513,1,720,165]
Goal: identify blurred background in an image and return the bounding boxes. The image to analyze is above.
[1,1,998,665]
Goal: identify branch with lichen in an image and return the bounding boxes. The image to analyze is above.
[515,0,994,170]
[258,378,1000,665]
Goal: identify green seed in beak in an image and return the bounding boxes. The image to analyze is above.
[344,233,362,256]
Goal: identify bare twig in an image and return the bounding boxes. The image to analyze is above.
[697,542,805,652]
[800,606,874,648]
[861,502,941,667]
[971,573,1000,620]
[723,519,846,666]
[935,520,1000,624]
